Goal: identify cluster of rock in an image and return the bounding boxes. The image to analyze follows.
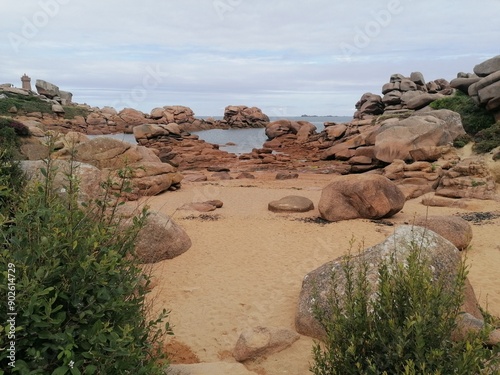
[223,105,269,128]
[133,123,238,170]
[20,131,184,200]
[2,77,272,136]
[451,55,500,121]
[1,78,73,115]
[19,133,192,265]
[354,72,453,119]
[262,109,497,200]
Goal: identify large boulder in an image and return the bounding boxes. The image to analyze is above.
[133,124,170,141]
[74,137,159,169]
[224,105,269,128]
[372,113,465,163]
[295,225,481,340]
[354,92,384,118]
[104,161,182,199]
[233,326,300,362]
[265,120,294,139]
[405,93,444,110]
[473,55,500,77]
[265,119,316,141]
[59,90,73,105]
[318,174,405,222]
[35,79,60,98]
[120,210,191,263]
[412,215,473,250]
[21,160,103,203]
[162,106,196,124]
[112,108,147,131]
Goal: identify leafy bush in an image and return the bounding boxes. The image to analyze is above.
[453,133,473,149]
[430,91,495,135]
[311,243,499,375]
[473,122,500,154]
[0,153,172,373]
[0,117,30,137]
[0,126,25,219]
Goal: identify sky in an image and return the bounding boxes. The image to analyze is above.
[1,1,499,117]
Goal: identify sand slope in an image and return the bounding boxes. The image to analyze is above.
[133,173,500,375]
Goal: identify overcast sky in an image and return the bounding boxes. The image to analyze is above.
[1,1,499,117]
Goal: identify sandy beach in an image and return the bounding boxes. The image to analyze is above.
[133,172,500,375]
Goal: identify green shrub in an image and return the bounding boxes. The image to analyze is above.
[0,155,172,373]
[311,243,499,375]
[473,122,500,154]
[0,93,52,116]
[0,117,30,137]
[0,127,25,219]
[430,91,495,135]
[62,106,90,120]
[453,133,473,149]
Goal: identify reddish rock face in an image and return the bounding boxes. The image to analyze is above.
[224,105,269,128]
[436,157,497,200]
[318,174,405,222]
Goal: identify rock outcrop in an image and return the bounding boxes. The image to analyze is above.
[224,105,270,128]
[436,157,497,200]
[354,72,453,119]
[133,124,238,170]
[467,55,500,121]
[318,174,405,222]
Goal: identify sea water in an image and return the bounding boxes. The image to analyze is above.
[88,116,352,154]
[194,115,352,154]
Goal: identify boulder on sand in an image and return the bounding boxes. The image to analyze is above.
[318,174,405,222]
[268,195,314,213]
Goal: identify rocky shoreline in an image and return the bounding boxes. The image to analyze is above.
[2,56,500,374]
[2,55,500,206]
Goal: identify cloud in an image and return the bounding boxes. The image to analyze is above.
[1,0,499,116]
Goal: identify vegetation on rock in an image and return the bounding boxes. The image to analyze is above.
[429,91,495,136]
[311,240,499,375]
[0,92,89,119]
[0,133,171,374]
[430,91,499,153]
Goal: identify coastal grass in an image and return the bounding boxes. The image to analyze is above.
[0,134,172,374]
[0,92,52,116]
[0,92,90,119]
[311,241,499,375]
[62,105,90,119]
[430,91,495,135]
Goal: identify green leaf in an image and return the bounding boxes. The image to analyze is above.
[51,366,70,375]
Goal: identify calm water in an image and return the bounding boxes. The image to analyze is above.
[89,116,352,154]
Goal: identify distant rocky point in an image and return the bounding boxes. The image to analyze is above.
[0,75,271,135]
